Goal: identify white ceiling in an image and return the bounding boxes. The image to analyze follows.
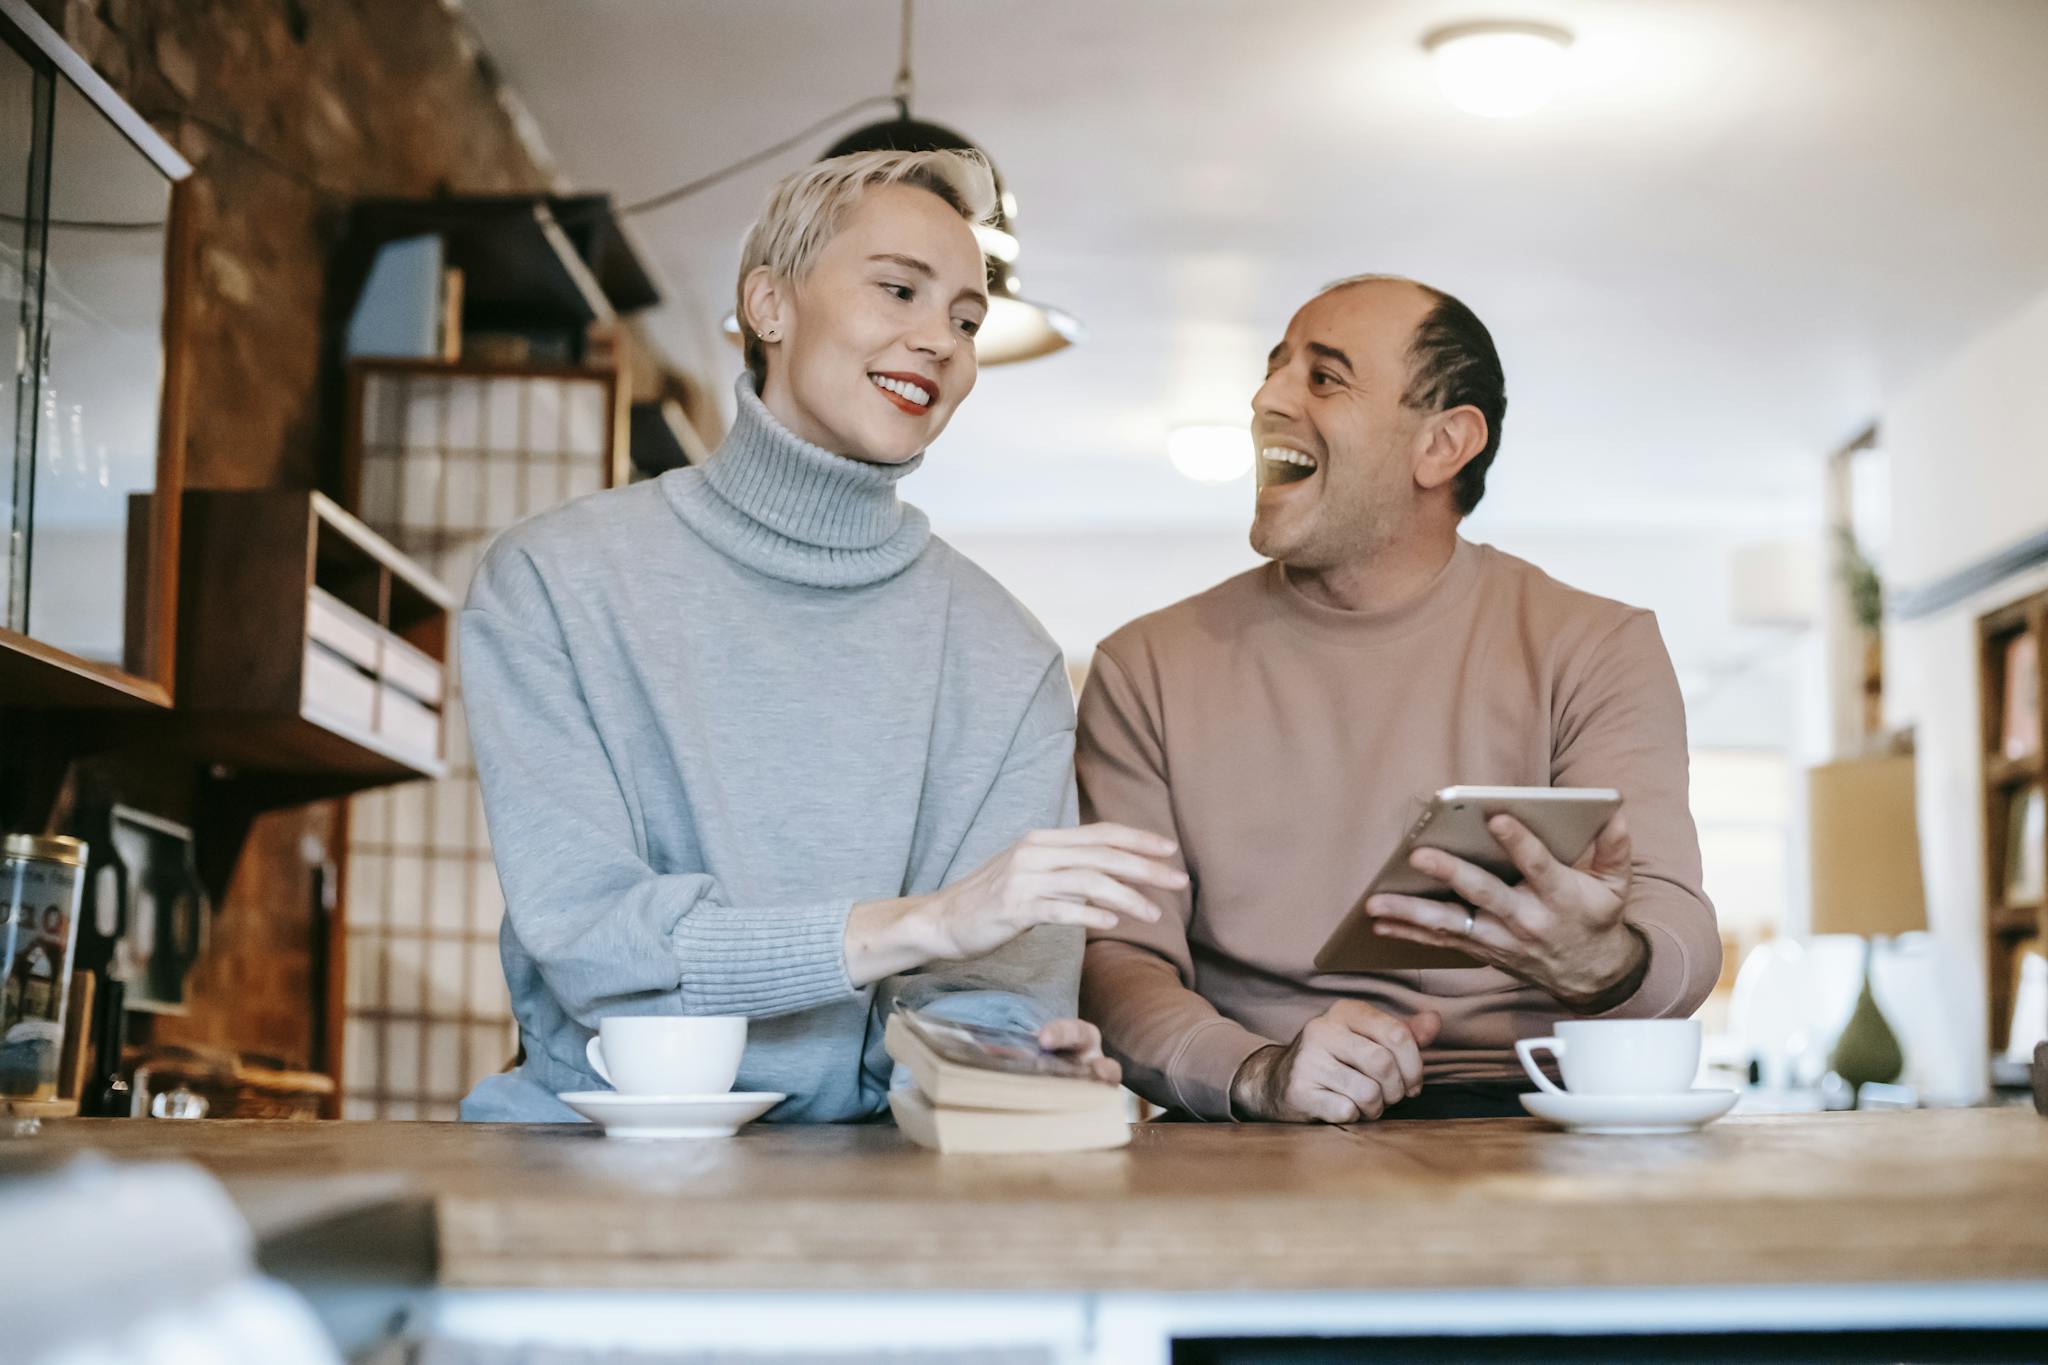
[463,0,2048,541]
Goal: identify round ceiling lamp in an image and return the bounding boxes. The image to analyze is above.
[1421,20,1574,119]
[1167,425,1254,484]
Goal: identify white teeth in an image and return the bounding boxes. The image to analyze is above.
[869,374,932,407]
[1260,446,1318,469]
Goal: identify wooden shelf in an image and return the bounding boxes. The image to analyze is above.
[177,714,445,788]
[1992,903,2045,936]
[345,354,617,383]
[1988,751,2043,787]
[1980,590,2048,1054]
[545,193,661,314]
[348,196,650,335]
[172,490,451,796]
[0,630,172,709]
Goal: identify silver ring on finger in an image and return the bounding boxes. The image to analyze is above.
[1461,908,1477,937]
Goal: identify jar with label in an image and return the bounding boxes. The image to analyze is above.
[2,835,86,1100]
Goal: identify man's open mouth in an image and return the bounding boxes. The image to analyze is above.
[1258,446,1319,487]
[869,372,935,415]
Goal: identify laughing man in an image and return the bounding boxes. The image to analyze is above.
[1077,275,1721,1123]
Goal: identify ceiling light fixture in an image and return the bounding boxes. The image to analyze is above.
[1167,425,1254,484]
[1421,20,1574,119]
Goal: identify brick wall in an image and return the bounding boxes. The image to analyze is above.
[21,0,559,1077]
[32,0,556,489]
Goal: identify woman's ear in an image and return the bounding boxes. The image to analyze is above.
[1414,406,1488,494]
[742,265,787,342]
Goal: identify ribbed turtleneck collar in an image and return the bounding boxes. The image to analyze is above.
[661,375,932,588]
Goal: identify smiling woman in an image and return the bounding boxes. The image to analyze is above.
[736,151,992,465]
[456,148,1179,1126]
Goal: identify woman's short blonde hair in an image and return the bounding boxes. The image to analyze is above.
[736,148,998,387]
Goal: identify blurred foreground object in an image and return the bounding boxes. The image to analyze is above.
[0,1158,341,1365]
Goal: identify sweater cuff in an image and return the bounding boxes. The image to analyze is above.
[670,899,859,1017]
[1167,1016,1276,1121]
[1588,918,1691,1021]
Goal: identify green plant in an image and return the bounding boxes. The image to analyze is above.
[1837,529,1883,634]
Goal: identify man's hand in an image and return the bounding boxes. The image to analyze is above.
[1364,812,1647,1010]
[1230,1002,1442,1122]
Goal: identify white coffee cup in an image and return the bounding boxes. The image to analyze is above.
[1515,1019,1701,1097]
[585,1016,747,1096]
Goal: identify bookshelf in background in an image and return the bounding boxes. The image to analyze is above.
[1980,587,2048,1054]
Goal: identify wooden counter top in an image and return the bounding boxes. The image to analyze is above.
[19,1109,2048,1293]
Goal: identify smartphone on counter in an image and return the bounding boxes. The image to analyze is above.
[1314,786,1623,973]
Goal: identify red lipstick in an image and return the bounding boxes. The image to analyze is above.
[868,371,940,415]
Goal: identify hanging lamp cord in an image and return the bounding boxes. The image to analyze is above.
[109,7,924,222]
[621,0,917,219]
[893,0,915,117]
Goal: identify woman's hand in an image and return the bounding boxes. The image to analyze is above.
[1040,1016,1121,1086]
[844,823,1185,986]
[921,823,1184,959]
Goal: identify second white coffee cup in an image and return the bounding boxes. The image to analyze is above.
[586,1015,747,1096]
[1515,1018,1701,1097]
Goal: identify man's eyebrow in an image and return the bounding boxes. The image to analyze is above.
[1266,341,1288,366]
[1305,342,1354,371]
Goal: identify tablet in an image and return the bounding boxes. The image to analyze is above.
[1314,786,1623,973]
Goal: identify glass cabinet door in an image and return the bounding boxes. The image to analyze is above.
[19,73,170,672]
[0,20,175,686]
[2,35,45,629]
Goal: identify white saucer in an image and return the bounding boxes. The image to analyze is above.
[558,1091,785,1139]
[1520,1087,1738,1135]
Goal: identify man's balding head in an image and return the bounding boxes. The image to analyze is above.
[1250,278,1505,572]
[1318,276,1506,516]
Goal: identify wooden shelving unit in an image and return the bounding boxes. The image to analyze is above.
[173,490,453,798]
[1979,586,2048,1054]
[342,195,660,366]
[322,195,660,1119]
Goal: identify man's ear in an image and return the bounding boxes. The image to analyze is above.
[741,266,786,340]
[1414,406,1488,494]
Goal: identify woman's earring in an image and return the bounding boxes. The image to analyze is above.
[762,327,779,341]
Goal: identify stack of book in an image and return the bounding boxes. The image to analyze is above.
[885,1008,1130,1154]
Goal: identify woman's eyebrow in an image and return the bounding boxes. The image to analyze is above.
[869,252,986,309]
[869,252,935,277]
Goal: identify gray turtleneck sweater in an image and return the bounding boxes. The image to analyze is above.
[459,377,1079,1123]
